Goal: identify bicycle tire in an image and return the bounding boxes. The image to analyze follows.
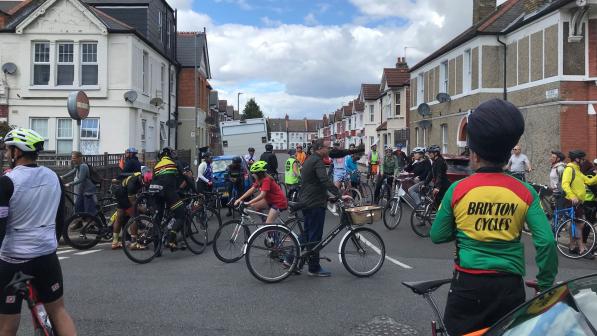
[348,188,363,206]
[360,183,374,205]
[122,215,161,264]
[340,227,385,277]
[378,184,388,208]
[410,202,434,238]
[62,213,102,250]
[383,198,403,230]
[555,218,596,259]
[212,219,251,263]
[183,213,208,254]
[245,225,300,283]
[192,206,222,245]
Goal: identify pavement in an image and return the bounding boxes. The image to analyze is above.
[14,153,597,335]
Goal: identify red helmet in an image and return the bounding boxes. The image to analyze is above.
[143,171,153,184]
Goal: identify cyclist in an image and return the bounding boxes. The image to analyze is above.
[196,153,214,194]
[367,143,380,178]
[234,161,287,225]
[244,147,256,166]
[113,168,153,250]
[0,128,77,335]
[405,147,431,205]
[561,149,597,258]
[259,144,278,180]
[424,145,450,206]
[374,146,398,204]
[394,144,409,172]
[430,99,557,336]
[153,147,186,249]
[345,151,360,188]
[122,147,142,175]
[332,142,348,189]
[284,149,301,200]
[61,151,97,215]
[506,144,532,181]
[295,145,307,165]
[549,150,566,209]
[224,156,246,217]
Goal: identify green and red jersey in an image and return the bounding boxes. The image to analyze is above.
[430,167,558,291]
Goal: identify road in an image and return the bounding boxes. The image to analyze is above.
[16,153,597,335]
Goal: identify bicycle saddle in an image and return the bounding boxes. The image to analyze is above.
[288,201,306,213]
[5,271,34,292]
[402,278,451,295]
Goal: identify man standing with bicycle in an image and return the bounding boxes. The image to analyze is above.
[430,99,558,336]
[0,128,77,336]
[374,146,398,205]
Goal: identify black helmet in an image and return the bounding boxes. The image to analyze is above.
[569,149,586,160]
[265,144,273,151]
[551,150,565,162]
[248,147,255,152]
[160,147,174,158]
[426,145,441,153]
[202,152,211,159]
[232,156,242,164]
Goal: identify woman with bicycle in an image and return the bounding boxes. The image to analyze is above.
[234,161,287,225]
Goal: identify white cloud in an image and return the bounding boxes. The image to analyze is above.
[304,13,319,26]
[172,0,477,118]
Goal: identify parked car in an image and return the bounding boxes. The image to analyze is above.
[444,155,472,183]
[211,155,252,202]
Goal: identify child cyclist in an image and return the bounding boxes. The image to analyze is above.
[234,160,288,223]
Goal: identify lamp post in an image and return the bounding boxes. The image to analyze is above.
[237,92,244,118]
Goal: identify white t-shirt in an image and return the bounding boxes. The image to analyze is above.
[509,154,529,173]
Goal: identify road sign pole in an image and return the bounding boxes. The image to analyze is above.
[76,119,81,152]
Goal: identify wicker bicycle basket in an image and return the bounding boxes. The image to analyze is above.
[345,205,383,225]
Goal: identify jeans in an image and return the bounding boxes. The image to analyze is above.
[301,207,326,272]
[75,194,97,216]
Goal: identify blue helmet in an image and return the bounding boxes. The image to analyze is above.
[127,147,138,154]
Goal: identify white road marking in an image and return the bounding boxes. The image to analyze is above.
[56,249,74,255]
[58,257,70,260]
[96,242,112,246]
[73,249,101,256]
[361,236,413,269]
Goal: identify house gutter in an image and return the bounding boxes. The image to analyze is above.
[496,34,507,101]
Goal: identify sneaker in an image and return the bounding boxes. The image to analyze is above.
[308,268,331,277]
[111,242,123,250]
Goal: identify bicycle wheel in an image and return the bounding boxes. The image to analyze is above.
[183,213,208,254]
[245,225,300,283]
[383,198,403,230]
[192,206,222,245]
[348,188,363,206]
[555,218,596,259]
[212,220,251,263]
[122,215,161,264]
[410,202,434,238]
[378,185,388,208]
[62,213,102,250]
[341,227,385,277]
[359,183,374,205]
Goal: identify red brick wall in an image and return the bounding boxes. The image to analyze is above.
[589,19,597,77]
[0,105,7,118]
[560,104,590,157]
[178,69,210,110]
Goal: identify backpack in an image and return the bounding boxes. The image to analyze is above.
[85,163,102,185]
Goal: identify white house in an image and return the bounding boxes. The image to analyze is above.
[360,83,380,155]
[0,0,177,155]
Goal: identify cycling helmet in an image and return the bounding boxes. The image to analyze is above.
[4,128,45,152]
[160,146,174,158]
[232,156,242,164]
[426,145,441,153]
[201,152,211,159]
[412,147,426,154]
[288,149,296,156]
[127,147,138,154]
[569,149,586,160]
[248,147,255,152]
[265,144,273,151]
[250,160,268,173]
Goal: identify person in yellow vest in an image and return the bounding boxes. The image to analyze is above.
[367,144,379,177]
[296,145,307,165]
[285,149,301,200]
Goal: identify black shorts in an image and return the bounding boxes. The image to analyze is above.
[0,253,64,314]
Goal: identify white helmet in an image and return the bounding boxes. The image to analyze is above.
[3,128,45,152]
[412,147,426,154]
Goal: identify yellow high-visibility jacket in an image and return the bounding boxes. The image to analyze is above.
[561,162,597,201]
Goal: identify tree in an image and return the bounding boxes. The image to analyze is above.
[242,98,264,119]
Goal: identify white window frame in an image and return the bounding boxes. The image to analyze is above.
[464,49,472,93]
[80,42,98,86]
[56,118,73,154]
[141,119,147,142]
[422,127,428,147]
[417,73,425,105]
[142,51,149,94]
[167,18,171,49]
[415,127,420,146]
[169,69,175,96]
[395,92,401,116]
[30,118,49,141]
[369,105,374,122]
[80,118,100,140]
[56,42,74,86]
[441,124,448,154]
[440,61,448,93]
[158,11,163,44]
[160,64,166,98]
[32,42,51,86]
[369,136,374,148]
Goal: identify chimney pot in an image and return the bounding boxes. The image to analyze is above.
[524,0,545,13]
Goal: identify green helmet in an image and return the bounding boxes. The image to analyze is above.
[4,128,45,152]
[250,160,268,173]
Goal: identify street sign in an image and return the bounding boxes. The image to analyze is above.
[67,91,90,120]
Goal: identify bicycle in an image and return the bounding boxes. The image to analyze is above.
[529,182,554,220]
[351,171,373,205]
[410,186,437,238]
[244,198,385,283]
[375,174,394,208]
[180,191,222,244]
[212,202,304,263]
[382,175,420,230]
[122,188,208,264]
[4,272,55,336]
[327,176,362,214]
[62,191,119,250]
[552,205,596,259]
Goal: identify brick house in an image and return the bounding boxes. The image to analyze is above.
[378,58,411,150]
[360,83,381,155]
[409,0,597,182]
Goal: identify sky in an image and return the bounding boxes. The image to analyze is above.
[166,0,508,119]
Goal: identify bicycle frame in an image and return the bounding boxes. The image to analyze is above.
[5,272,55,336]
[552,206,577,238]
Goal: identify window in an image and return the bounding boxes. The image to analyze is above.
[167,19,171,49]
[369,136,374,148]
[160,64,166,98]
[81,43,98,85]
[441,124,448,154]
[369,105,374,122]
[30,118,49,142]
[415,127,420,146]
[158,12,163,44]
[160,122,167,148]
[464,49,472,93]
[383,133,388,147]
[33,42,50,85]
[80,118,99,139]
[417,73,425,104]
[57,42,74,86]
[169,69,175,94]
[141,119,147,141]
[422,127,428,147]
[385,94,392,118]
[395,92,401,116]
[142,51,149,93]
[56,118,73,154]
[440,61,448,93]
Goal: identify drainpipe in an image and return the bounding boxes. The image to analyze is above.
[497,35,507,101]
[174,9,179,149]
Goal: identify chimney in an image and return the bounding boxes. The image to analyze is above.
[473,0,496,25]
[396,57,409,73]
[524,0,545,13]
[285,114,289,130]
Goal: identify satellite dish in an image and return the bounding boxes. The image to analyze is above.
[124,90,138,103]
[417,103,431,116]
[150,97,163,107]
[418,119,432,128]
[2,63,17,75]
[436,93,451,103]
